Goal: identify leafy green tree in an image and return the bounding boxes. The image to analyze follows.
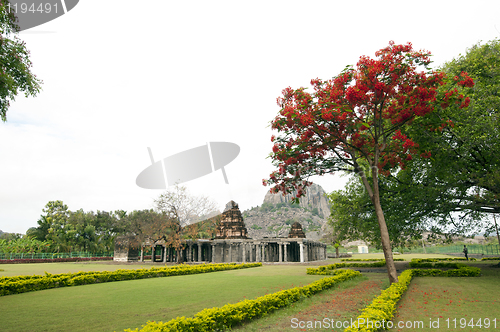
[264,42,472,283]
[334,39,500,243]
[0,0,42,121]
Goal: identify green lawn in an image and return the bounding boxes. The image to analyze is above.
[1,257,498,332]
[0,262,152,277]
[390,268,500,331]
[0,264,327,332]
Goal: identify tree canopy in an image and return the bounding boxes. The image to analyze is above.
[327,39,500,248]
[0,0,42,121]
[263,41,473,283]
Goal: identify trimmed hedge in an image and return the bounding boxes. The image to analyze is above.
[124,269,361,332]
[307,261,387,275]
[344,266,481,332]
[408,261,466,269]
[411,257,476,263]
[0,263,262,296]
[341,258,405,262]
[0,257,113,264]
[482,257,500,261]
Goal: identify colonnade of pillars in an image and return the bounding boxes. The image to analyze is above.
[143,240,327,263]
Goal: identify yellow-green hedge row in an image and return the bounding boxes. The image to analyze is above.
[0,263,262,296]
[307,261,386,275]
[411,257,476,262]
[482,257,500,261]
[344,266,481,332]
[340,258,405,262]
[124,269,361,332]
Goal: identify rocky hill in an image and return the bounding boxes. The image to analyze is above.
[242,183,332,241]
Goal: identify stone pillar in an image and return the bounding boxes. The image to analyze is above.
[211,244,215,263]
[256,244,261,262]
[299,243,304,263]
[163,245,167,263]
[261,244,266,262]
[152,245,155,262]
[140,246,144,262]
[284,243,288,262]
[198,243,202,262]
[242,243,246,263]
[229,244,232,262]
[278,243,282,263]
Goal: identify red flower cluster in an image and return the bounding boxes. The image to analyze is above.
[264,41,474,198]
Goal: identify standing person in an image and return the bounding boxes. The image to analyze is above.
[463,245,469,261]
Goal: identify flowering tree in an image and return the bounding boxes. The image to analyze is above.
[263,41,473,283]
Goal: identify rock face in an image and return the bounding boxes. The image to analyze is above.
[215,201,249,239]
[263,183,330,219]
[241,183,331,241]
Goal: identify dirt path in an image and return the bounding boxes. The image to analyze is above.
[244,273,389,331]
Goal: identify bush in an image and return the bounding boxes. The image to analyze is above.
[307,261,387,275]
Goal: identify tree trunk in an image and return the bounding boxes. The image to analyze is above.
[371,171,398,284]
[356,161,399,284]
[335,246,339,258]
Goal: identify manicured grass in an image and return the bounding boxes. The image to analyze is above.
[390,268,500,331]
[234,272,390,331]
[0,264,327,332]
[0,261,151,277]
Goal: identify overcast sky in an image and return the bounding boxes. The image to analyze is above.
[1,0,499,234]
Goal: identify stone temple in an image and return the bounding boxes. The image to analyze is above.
[114,200,327,263]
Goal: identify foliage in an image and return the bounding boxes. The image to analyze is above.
[124,269,360,332]
[0,0,43,121]
[341,258,405,262]
[307,261,387,275]
[29,201,128,253]
[410,257,476,262]
[337,39,500,244]
[263,41,473,283]
[154,185,220,262]
[0,236,49,253]
[0,262,262,296]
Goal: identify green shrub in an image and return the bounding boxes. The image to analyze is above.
[307,261,387,275]
[341,258,405,262]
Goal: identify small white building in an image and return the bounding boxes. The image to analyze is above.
[358,245,369,254]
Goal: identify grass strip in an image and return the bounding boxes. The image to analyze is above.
[0,262,261,296]
[344,266,481,332]
[124,269,361,332]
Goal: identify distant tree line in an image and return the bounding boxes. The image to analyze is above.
[4,185,221,255]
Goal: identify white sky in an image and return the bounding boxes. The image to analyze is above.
[1,0,500,234]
